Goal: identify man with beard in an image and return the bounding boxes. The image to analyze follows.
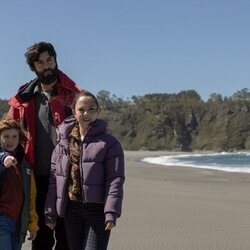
[7,42,82,250]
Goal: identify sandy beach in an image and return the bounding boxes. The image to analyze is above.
[23,150,250,250]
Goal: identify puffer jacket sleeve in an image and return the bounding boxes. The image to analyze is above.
[28,171,39,232]
[104,138,125,224]
[44,146,58,224]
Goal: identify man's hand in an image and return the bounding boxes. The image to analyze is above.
[28,230,37,241]
[3,156,17,168]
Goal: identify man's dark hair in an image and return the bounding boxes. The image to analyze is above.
[25,42,57,70]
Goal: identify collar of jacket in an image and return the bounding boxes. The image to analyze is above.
[8,70,81,108]
[57,117,108,147]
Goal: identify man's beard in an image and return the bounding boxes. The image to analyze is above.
[35,65,58,85]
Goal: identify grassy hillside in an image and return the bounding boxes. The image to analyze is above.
[2,89,250,152]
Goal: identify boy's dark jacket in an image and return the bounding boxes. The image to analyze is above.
[0,147,7,195]
[0,145,39,243]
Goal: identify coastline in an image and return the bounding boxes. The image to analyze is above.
[23,150,250,250]
[140,150,250,173]
[109,150,250,250]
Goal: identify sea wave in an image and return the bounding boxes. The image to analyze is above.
[141,152,250,173]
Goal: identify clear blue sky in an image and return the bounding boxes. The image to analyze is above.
[1,0,250,101]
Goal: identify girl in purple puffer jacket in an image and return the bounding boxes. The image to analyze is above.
[44,91,125,250]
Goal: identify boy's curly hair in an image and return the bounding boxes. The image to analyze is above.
[0,119,28,145]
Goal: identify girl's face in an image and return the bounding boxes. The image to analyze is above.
[0,128,19,152]
[74,96,99,129]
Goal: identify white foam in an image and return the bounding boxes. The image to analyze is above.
[141,152,250,173]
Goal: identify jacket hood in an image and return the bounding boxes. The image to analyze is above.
[57,116,108,147]
[11,78,39,105]
[8,70,81,107]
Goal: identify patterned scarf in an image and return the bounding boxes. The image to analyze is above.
[68,124,83,202]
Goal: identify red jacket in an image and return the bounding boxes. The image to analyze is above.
[8,70,82,167]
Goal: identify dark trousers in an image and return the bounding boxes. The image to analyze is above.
[65,201,110,250]
[32,175,69,250]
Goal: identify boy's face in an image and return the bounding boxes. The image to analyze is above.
[0,128,19,152]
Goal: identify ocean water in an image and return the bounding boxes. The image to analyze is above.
[142,152,250,173]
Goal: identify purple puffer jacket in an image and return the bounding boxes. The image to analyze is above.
[44,116,125,224]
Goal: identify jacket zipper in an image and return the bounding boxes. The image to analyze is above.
[80,140,85,202]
